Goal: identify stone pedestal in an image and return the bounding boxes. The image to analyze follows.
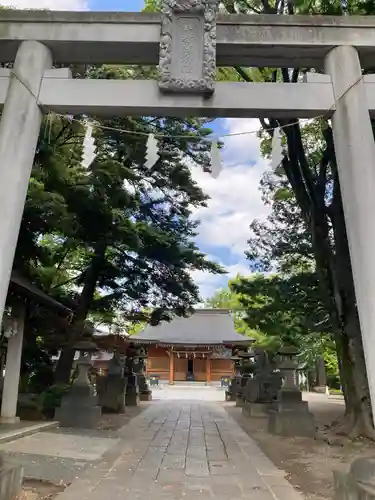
[226,376,241,402]
[225,390,235,402]
[0,459,23,500]
[235,394,244,407]
[97,375,127,413]
[334,456,375,499]
[125,374,140,406]
[236,376,252,407]
[138,374,152,401]
[242,402,270,418]
[268,389,315,437]
[55,386,101,429]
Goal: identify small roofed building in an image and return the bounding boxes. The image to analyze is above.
[133,309,252,384]
[2,271,72,423]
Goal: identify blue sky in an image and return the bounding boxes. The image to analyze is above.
[90,0,144,10]
[11,0,270,300]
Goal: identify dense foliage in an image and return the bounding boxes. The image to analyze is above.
[5,64,223,386]
[214,0,375,437]
[206,274,340,387]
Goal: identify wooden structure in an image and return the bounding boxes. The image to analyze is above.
[2,271,71,423]
[133,309,251,384]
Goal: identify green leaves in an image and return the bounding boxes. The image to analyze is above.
[15,60,224,342]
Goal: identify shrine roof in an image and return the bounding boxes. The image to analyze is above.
[133,309,253,346]
[9,271,72,314]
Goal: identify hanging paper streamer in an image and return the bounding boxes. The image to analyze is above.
[82,122,97,168]
[145,133,159,169]
[210,140,222,179]
[271,127,283,169]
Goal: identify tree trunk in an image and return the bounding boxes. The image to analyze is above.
[54,244,106,384]
[343,311,375,438]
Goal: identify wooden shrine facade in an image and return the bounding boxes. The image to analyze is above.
[133,309,252,385]
[146,344,234,384]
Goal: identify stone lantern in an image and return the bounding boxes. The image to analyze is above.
[55,341,102,428]
[134,349,152,401]
[124,343,140,406]
[225,355,243,402]
[241,348,282,418]
[277,346,300,393]
[234,352,255,407]
[268,345,315,437]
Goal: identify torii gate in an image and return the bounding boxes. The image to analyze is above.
[0,4,375,419]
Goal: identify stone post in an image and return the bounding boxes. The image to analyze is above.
[0,41,52,325]
[325,46,375,426]
[1,304,26,423]
[334,456,375,499]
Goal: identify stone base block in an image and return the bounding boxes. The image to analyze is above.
[268,409,316,437]
[97,375,127,413]
[242,402,270,418]
[0,417,20,425]
[278,388,303,404]
[235,395,244,407]
[334,456,375,500]
[225,391,235,402]
[126,394,140,406]
[333,470,358,500]
[0,462,23,500]
[55,404,102,429]
[140,392,152,401]
[126,386,140,406]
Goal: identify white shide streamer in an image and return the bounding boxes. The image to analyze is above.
[145,133,160,169]
[82,122,97,168]
[271,127,283,170]
[210,140,222,179]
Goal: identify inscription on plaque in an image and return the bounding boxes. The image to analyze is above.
[159,0,217,94]
[172,16,203,82]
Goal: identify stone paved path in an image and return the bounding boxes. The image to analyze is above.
[56,401,305,500]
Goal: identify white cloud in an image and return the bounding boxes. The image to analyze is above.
[191,118,271,258]
[191,261,251,301]
[190,118,272,300]
[221,118,264,166]
[1,0,88,9]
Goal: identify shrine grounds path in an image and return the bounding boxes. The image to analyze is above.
[55,396,305,500]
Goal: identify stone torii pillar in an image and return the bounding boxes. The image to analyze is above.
[325,46,375,425]
[0,41,52,324]
[1,303,26,423]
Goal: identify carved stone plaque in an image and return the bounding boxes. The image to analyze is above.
[159,0,217,94]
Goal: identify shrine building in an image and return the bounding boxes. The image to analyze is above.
[133,309,252,384]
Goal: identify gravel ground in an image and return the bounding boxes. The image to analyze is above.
[225,394,375,500]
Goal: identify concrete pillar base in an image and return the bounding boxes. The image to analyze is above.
[0,416,20,425]
[0,462,23,500]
